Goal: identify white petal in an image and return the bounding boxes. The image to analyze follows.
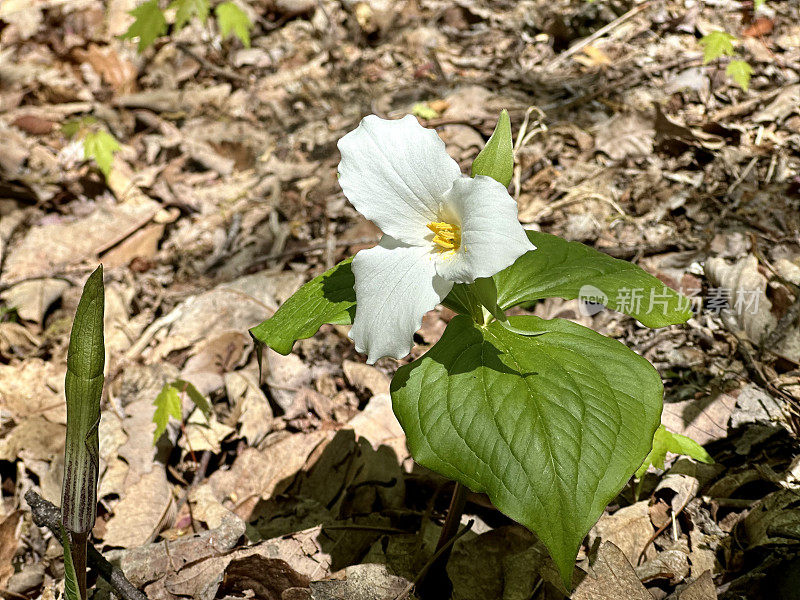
[337,115,462,245]
[434,176,536,284]
[350,235,453,363]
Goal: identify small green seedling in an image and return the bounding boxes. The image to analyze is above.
[62,118,120,179]
[120,0,253,52]
[700,30,754,91]
[152,379,212,445]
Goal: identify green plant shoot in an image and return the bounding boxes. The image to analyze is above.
[471,108,514,187]
[62,265,105,600]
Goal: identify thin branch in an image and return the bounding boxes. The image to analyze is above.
[24,491,149,600]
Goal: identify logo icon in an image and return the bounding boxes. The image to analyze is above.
[578,285,608,316]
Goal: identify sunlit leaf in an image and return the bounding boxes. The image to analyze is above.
[727,59,753,91]
[82,130,120,178]
[471,109,514,187]
[170,0,209,30]
[215,1,252,47]
[120,0,168,52]
[412,102,439,120]
[444,231,692,328]
[249,258,355,355]
[152,383,182,444]
[635,425,714,478]
[699,30,736,64]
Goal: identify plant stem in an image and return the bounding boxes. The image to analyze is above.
[71,532,88,600]
[435,482,468,555]
[416,482,468,599]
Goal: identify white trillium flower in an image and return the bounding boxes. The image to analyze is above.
[337,114,536,364]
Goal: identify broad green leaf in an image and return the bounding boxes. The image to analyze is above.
[249,258,355,355]
[63,266,104,535]
[391,315,663,586]
[120,0,168,52]
[635,425,714,478]
[727,59,753,91]
[169,0,209,30]
[471,109,514,187]
[172,379,212,419]
[152,383,183,444]
[699,31,736,64]
[445,231,692,328]
[215,1,251,47]
[83,130,120,178]
[60,525,82,600]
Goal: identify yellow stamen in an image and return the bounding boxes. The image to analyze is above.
[427,221,461,251]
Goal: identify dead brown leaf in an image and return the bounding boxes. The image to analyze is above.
[572,541,652,600]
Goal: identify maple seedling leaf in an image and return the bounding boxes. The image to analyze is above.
[152,380,211,444]
[727,59,754,91]
[169,0,209,31]
[82,130,120,178]
[699,30,737,64]
[152,383,183,444]
[635,425,714,478]
[121,0,168,52]
[215,1,252,47]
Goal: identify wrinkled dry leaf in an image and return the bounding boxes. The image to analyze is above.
[225,368,273,446]
[590,501,655,565]
[0,359,66,424]
[208,430,330,518]
[594,112,654,160]
[343,360,390,396]
[310,564,409,600]
[102,465,173,548]
[0,279,69,323]
[179,410,235,454]
[0,511,23,589]
[572,541,651,600]
[347,393,407,461]
[3,200,159,283]
[679,571,717,599]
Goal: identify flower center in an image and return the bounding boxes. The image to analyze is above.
[427,221,461,252]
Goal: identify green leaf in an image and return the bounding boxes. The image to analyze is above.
[83,130,120,178]
[699,30,736,64]
[249,258,355,355]
[727,59,753,91]
[471,109,514,187]
[411,102,439,120]
[391,315,663,586]
[152,383,183,444]
[169,0,209,29]
[635,425,714,478]
[120,0,168,52]
[62,266,104,535]
[60,525,82,600]
[444,231,692,328]
[171,379,211,419]
[215,1,251,47]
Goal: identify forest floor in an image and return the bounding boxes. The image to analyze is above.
[1,0,800,599]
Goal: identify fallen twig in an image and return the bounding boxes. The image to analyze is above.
[24,490,148,600]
